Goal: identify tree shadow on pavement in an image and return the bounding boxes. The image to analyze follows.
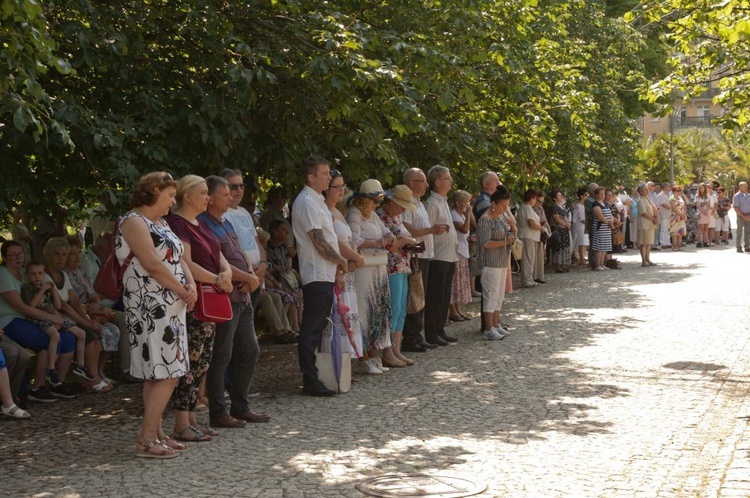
[0,260,702,497]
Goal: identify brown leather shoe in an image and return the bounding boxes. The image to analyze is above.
[209,414,247,428]
[231,409,271,423]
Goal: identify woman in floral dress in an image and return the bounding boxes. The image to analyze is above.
[117,172,197,459]
[346,179,393,373]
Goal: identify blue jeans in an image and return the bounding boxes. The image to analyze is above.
[388,273,408,333]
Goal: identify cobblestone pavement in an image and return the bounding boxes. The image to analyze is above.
[2,242,750,497]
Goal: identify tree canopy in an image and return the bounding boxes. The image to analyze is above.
[634,0,750,131]
[1,0,650,223]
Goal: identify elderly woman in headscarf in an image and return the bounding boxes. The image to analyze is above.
[346,179,394,373]
[378,185,419,367]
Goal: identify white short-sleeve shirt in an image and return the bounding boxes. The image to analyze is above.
[291,186,339,285]
[401,195,434,260]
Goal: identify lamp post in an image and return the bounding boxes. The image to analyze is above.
[669,106,676,185]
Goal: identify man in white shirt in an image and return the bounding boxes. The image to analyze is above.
[424,165,459,346]
[401,168,446,352]
[219,169,269,279]
[291,156,348,396]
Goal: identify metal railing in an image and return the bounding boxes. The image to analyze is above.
[675,115,714,128]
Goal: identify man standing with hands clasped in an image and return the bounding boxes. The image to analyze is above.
[292,156,348,396]
[424,165,459,346]
[400,167,448,352]
[199,176,269,428]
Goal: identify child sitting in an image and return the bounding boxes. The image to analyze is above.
[21,261,94,385]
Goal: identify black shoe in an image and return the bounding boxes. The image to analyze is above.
[302,377,336,397]
[27,386,58,403]
[440,334,458,343]
[534,279,546,284]
[433,337,449,346]
[402,343,427,353]
[49,383,77,399]
[737,247,744,253]
[418,340,438,350]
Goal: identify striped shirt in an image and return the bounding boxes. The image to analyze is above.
[477,216,511,269]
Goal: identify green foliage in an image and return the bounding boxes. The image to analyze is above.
[636,0,750,130]
[1,0,652,224]
[636,129,750,189]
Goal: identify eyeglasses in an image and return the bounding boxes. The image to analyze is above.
[5,252,24,259]
[410,179,427,184]
[328,184,346,190]
[162,173,173,182]
[229,184,245,191]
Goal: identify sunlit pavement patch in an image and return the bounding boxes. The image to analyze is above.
[356,474,487,497]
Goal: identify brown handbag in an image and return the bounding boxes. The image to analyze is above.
[406,255,425,314]
[612,228,625,246]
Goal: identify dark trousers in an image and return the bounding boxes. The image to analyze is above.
[298,281,334,379]
[207,301,259,418]
[424,260,455,342]
[403,258,430,346]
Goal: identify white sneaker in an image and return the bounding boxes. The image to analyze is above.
[353,360,381,375]
[483,329,504,340]
[373,357,390,372]
[365,359,383,375]
[493,326,510,337]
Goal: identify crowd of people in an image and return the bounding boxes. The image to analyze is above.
[2,159,749,459]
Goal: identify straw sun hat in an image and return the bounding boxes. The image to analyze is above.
[384,184,416,211]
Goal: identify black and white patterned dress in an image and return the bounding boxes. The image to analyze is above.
[116,212,189,380]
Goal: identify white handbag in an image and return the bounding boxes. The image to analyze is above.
[360,248,388,266]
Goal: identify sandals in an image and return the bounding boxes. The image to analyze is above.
[135,439,178,459]
[86,380,113,394]
[195,422,219,437]
[161,436,189,451]
[1,403,31,419]
[171,425,212,442]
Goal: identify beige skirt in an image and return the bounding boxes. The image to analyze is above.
[637,228,654,246]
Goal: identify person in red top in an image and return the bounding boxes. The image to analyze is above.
[167,175,235,441]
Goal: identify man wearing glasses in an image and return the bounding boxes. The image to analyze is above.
[424,165,459,346]
[219,169,269,283]
[401,168,445,352]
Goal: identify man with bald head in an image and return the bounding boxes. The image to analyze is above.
[401,168,447,352]
[473,171,502,220]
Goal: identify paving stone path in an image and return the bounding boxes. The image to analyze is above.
[2,242,749,497]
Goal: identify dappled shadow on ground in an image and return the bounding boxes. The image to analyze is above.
[0,258,704,496]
